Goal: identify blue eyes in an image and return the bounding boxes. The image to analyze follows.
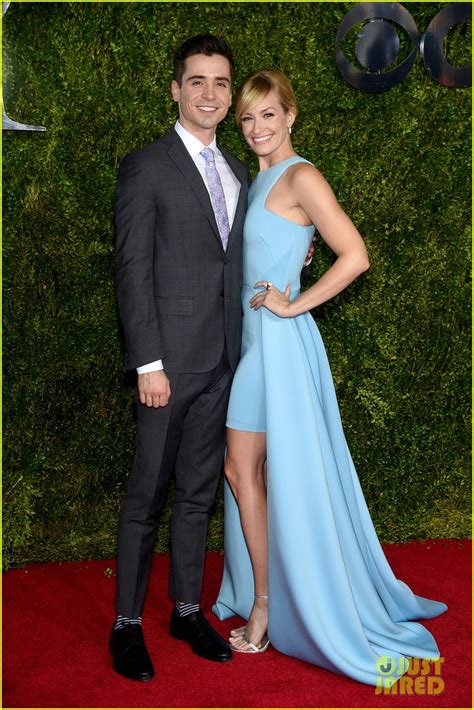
[242,113,275,121]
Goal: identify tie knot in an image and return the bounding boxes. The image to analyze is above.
[201,147,215,164]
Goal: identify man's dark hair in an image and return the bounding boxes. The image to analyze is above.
[173,34,234,85]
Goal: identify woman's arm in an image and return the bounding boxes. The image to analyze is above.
[251,163,369,317]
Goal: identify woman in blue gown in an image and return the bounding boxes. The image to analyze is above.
[212,69,447,686]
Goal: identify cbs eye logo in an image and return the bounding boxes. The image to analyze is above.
[336,2,471,92]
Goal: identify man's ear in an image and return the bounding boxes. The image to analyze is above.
[171,80,180,103]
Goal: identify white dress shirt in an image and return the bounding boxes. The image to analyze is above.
[137,121,241,374]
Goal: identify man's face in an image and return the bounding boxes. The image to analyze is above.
[171,53,232,139]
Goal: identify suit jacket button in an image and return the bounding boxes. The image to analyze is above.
[220,289,224,297]
[223,257,229,265]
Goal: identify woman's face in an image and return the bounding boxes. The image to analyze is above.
[240,89,295,159]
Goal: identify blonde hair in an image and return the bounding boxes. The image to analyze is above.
[235,69,298,124]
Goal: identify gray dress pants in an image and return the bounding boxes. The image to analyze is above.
[115,348,233,617]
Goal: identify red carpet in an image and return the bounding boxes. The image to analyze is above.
[3,539,471,708]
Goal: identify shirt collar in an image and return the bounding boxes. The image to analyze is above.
[174,121,218,158]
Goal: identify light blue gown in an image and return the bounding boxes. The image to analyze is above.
[213,156,448,687]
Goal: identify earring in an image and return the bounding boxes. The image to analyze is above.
[288,126,292,135]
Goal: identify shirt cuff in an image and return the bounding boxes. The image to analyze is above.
[136,359,164,374]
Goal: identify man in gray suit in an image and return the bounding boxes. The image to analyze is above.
[111,35,250,681]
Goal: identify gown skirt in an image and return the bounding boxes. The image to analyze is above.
[212,156,447,687]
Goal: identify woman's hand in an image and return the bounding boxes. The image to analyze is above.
[249,281,294,317]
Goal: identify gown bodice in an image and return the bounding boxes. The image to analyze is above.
[242,156,315,294]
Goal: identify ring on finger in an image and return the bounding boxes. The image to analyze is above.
[266,281,273,290]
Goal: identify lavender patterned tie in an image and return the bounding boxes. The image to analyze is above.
[201,147,230,251]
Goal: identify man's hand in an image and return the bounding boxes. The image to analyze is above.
[304,236,316,267]
[138,370,171,408]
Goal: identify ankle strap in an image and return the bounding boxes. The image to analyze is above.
[255,594,268,599]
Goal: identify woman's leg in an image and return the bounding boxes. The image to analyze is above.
[224,427,268,650]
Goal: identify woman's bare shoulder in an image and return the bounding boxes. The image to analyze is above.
[288,160,325,181]
[288,160,335,200]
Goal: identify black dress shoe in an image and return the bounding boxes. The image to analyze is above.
[170,608,232,662]
[109,623,154,681]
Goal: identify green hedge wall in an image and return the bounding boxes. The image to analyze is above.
[3,2,471,569]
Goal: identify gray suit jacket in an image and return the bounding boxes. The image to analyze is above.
[115,127,250,374]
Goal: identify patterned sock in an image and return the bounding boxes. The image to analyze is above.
[175,601,200,617]
[114,615,142,630]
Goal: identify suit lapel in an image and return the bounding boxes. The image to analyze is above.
[219,144,248,251]
[167,132,223,248]
[165,129,248,252]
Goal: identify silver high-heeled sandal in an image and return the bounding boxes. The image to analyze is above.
[229,594,270,653]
